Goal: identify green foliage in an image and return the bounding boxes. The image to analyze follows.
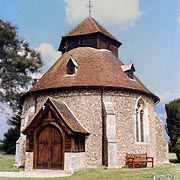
[3,128,19,154]
[0,19,43,154]
[168,141,174,153]
[0,19,43,111]
[3,114,21,154]
[172,138,180,160]
[165,99,180,160]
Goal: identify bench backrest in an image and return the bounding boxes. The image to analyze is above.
[126,153,147,160]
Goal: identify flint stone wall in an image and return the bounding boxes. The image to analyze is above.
[21,89,168,168]
[155,114,169,164]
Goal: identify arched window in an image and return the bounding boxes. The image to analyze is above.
[140,110,144,142]
[135,98,149,143]
[136,109,139,142]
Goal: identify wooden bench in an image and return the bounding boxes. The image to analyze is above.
[125,153,154,168]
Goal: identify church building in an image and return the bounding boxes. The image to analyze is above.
[15,17,169,173]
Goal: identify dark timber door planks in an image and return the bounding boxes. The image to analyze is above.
[36,125,63,169]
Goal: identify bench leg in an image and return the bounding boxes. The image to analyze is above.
[132,161,135,168]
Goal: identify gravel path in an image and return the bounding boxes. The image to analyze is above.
[0,170,71,178]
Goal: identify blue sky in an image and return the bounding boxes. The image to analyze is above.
[0,0,180,139]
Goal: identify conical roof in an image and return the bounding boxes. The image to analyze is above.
[63,17,120,42]
[28,47,159,103]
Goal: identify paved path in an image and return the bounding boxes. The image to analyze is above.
[0,170,71,178]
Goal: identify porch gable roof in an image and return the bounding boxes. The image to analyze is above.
[21,97,89,135]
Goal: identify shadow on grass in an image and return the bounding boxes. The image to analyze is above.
[169,159,180,163]
[169,152,180,163]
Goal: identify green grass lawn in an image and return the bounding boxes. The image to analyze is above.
[0,142,18,172]
[0,150,18,172]
[0,151,180,180]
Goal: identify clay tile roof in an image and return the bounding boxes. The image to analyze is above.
[28,47,159,103]
[63,17,120,42]
[50,98,89,134]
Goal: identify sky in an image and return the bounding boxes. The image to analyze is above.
[0,0,180,140]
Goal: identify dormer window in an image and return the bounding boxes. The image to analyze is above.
[121,63,135,79]
[66,56,78,75]
[126,70,134,79]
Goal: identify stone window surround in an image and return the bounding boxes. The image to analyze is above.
[134,97,149,144]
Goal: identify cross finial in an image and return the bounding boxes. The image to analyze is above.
[87,0,93,17]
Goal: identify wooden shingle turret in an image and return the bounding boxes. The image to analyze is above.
[58,17,122,57]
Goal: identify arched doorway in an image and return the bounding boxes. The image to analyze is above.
[35,124,63,170]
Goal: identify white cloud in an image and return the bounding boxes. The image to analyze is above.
[155,91,180,122]
[177,16,180,25]
[64,0,142,31]
[36,43,61,72]
[158,91,180,104]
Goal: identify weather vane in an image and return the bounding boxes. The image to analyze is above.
[87,0,93,17]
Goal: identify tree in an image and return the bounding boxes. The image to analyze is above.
[0,19,42,110]
[165,98,180,160]
[3,106,22,154]
[0,19,43,154]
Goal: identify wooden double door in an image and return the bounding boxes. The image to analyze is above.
[35,125,63,169]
